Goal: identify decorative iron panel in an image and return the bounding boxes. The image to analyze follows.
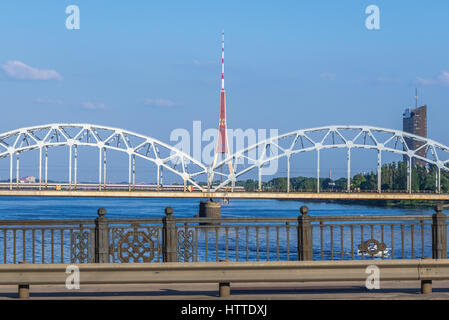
[110,224,162,263]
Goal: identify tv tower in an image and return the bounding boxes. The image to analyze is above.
[210,30,233,186]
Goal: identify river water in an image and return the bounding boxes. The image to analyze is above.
[0,196,434,220]
[0,197,435,263]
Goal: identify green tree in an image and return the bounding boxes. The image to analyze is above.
[352,174,366,189]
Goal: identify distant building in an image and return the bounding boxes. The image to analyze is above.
[402,105,427,166]
[19,176,36,183]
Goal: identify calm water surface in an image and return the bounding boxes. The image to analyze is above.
[0,197,436,263]
[0,197,434,220]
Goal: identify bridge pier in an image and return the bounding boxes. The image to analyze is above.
[198,199,221,225]
[287,155,290,193]
[438,167,441,194]
[69,145,72,189]
[127,154,136,191]
[316,149,320,193]
[39,147,42,191]
[74,145,78,189]
[160,166,163,188]
[98,147,102,191]
[103,148,107,189]
[407,156,412,194]
[347,148,351,192]
[9,154,12,191]
[132,155,135,190]
[16,153,19,190]
[45,146,48,189]
[157,165,160,190]
[377,150,382,193]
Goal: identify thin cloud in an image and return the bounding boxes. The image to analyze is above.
[416,77,436,85]
[173,60,216,67]
[416,71,449,87]
[2,61,62,81]
[440,71,449,86]
[193,60,215,66]
[320,72,336,80]
[34,99,106,110]
[143,98,178,107]
[33,98,65,105]
[82,102,106,110]
[376,77,401,84]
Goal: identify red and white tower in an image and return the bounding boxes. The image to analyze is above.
[211,31,233,184]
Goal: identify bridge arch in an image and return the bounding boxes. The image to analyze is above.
[210,125,449,193]
[0,124,208,191]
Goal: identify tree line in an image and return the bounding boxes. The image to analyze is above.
[235,161,449,192]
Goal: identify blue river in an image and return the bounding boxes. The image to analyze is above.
[0,196,434,220]
[0,197,436,263]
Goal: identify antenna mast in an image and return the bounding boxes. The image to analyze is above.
[221,30,225,90]
[210,30,234,189]
[415,88,418,109]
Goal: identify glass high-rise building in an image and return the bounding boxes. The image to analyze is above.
[402,105,427,166]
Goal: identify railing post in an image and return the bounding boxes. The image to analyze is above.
[432,204,447,259]
[298,205,313,261]
[218,259,231,297]
[421,257,433,294]
[18,261,30,299]
[163,206,177,262]
[95,208,109,263]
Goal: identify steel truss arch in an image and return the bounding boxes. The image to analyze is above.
[210,125,449,192]
[0,124,208,191]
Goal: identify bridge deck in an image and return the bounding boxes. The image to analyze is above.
[0,190,448,201]
[1,280,448,299]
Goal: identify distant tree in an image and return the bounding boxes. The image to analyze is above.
[321,178,333,190]
[235,161,449,193]
[335,178,347,190]
[352,174,366,189]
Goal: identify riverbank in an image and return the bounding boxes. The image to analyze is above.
[297,198,447,209]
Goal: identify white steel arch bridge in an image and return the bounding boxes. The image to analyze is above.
[0,124,208,191]
[0,124,448,196]
[211,125,449,193]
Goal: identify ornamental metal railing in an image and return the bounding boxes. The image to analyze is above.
[0,205,446,264]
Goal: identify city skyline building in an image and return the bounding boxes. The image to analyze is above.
[402,90,427,167]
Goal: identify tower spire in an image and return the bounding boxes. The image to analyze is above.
[210,30,234,189]
[221,30,225,90]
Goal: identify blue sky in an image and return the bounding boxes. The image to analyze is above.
[0,1,448,181]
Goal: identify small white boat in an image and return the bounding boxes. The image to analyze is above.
[357,248,390,257]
